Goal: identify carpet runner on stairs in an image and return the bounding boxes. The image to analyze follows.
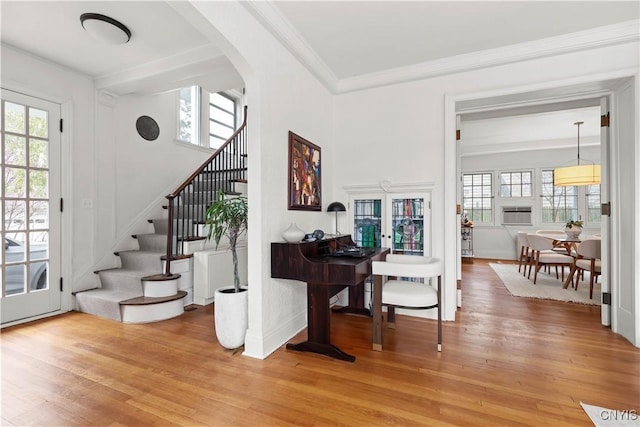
[76,223,186,322]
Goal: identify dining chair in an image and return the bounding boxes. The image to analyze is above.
[526,234,574,284]
[567,239,601,299]
[517,231,533,277]
[371,254,442,351]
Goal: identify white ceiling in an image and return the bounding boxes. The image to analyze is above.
[1,1,637,149]
[271,1,639,80]
[1,1,638,93]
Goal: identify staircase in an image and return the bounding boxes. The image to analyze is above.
[75,107,248,323]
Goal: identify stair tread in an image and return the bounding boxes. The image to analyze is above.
[142,273,181,281]
[98,268,160,278]
[120,291,187,306]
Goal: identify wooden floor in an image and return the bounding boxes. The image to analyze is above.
[2,259,639,426]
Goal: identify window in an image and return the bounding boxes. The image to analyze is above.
[586,184,601,224]
[178,86,239,149]
[500,171,532,197]
[208,92,236,149]
[541,170,577,223]
[462,173,493,223]
[178,86,199,145]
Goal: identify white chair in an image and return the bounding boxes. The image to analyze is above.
[517,231,533,277]
[568,239,601,299]
[372,254,442,352]
[526,234,574,284]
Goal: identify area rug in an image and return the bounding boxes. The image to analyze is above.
[489,262,600,305]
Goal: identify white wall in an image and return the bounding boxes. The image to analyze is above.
[333,41,639,322]
[183,2,337,359]
[1,45,95,303]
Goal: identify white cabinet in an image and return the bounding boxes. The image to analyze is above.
[345,189,432,317]
[349,192,431,256]
[193,246,248,306]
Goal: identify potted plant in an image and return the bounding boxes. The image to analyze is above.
[205,190,248,349]
[565,220,583,239]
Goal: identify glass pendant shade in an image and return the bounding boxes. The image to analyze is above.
[554,121,601,186]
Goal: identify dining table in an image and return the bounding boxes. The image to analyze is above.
[536,232,584,255]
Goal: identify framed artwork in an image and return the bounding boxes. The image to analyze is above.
[288,131,321,211]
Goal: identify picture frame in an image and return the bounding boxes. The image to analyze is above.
[288,131,321,211]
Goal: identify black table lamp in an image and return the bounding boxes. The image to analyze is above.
[327,201,346,234]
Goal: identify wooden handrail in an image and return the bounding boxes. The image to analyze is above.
[167,105,248,200]
[163,105,248,275]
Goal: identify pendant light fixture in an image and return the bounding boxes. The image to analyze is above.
[553,121,601,186]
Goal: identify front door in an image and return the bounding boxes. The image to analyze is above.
[1,89,62,324]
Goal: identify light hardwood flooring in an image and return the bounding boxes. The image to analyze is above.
[2,259,639,426]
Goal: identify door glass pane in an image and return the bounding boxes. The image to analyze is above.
[29,231,48,260]
[29,201,49,229]
[29,139,48,168]
[5,167,26,197]
[353,199,382,248]
[5,201,26,230]
[4,135,26,166]
[4,264,25,296]
[5,232,26,262]
[4,102,26,134]
[29,261,48,291]
[391,198,424,255]
[29,170,48,198]
[29,107,48,138]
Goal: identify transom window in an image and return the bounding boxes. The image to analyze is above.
[462,172,493,223]
[500,171,532,197]
[178,86,239,149]
[541,170,577,223]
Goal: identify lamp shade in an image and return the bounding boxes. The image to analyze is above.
[554,164,601,186]
[327,201,346,212]
[80,13,131,45]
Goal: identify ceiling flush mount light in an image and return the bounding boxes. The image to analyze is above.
[80,13,131,45]
[554,121,601,187]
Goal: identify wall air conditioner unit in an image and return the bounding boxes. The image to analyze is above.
[502,206,532,225]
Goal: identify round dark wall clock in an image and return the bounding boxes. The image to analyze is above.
[136,115,160,141]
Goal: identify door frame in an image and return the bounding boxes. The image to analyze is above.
[445,69,639,346]
[1,82,73,327]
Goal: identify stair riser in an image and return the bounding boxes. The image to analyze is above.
[142,278,179,298]
[136,234,168,252]
[118,252,163,271]
[121,299,184,324]
[98,272,144,293]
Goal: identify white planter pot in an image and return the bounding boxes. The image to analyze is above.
[565,226,582,239]
[214,286,248,349]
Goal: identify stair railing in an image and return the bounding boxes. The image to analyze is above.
[164,105,248,275]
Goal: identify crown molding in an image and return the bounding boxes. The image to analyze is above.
[241,1,339,91]
[245,8,639,94]
[338,19,640,93]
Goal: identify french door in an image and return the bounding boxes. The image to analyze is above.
[1,89,61,324]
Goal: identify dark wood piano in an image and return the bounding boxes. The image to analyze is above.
[271,235,389,362]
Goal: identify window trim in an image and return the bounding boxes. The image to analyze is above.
[177,86,241,150]
[498,169,534,199]
[462,171,494,225]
